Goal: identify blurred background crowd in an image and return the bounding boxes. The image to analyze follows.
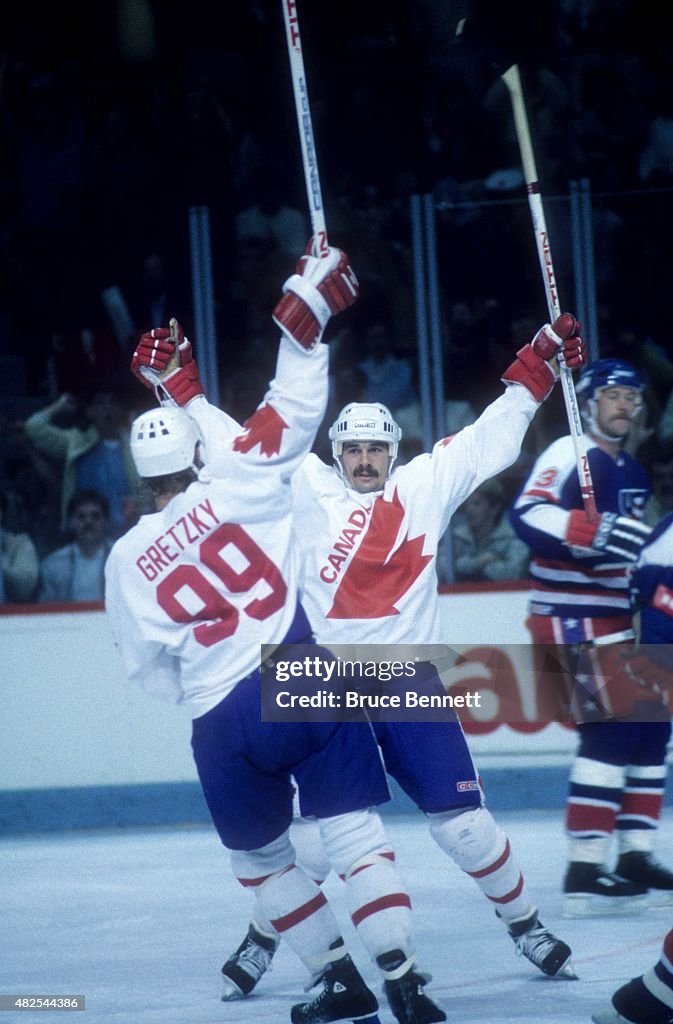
[2,0,673,602]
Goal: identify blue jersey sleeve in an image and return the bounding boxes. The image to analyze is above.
[634,511,673,650]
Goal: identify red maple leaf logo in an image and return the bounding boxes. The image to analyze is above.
[327,488,432,618]
[232,404,288,458]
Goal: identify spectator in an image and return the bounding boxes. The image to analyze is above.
[452,478,530,582]
[639,109,673,183]
[643,437,673,526]
[657,385,673,445]
[601,316,673,431]
[1,420,63,557]
[0,492,39,604]
[357,317,417,411]
[395,397,476,452]
[24,387,140,538]
[38,490,112,603]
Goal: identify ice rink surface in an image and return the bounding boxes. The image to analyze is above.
[3,808,672,1024]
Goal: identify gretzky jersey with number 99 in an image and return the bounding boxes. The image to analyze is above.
[104,340,328,717]
[511,435,650,619]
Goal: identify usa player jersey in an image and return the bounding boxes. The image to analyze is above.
[292,384,541,644]
[511,435,650,618]
[633,511,673,646]
[104,339,328,716]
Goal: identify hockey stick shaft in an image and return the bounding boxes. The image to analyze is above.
[502,64,598,521]
[281,0,329,256]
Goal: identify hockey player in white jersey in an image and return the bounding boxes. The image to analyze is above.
[106,245,448,1024]
[132,292,586,1000]
[265,314,583,986]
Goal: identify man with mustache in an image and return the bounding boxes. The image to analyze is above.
[133,290,588,998]
[511,358,673,917]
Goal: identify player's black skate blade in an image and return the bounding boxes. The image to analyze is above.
[377,950,447,1024]
[290,953,379,1024]
[220,923,279,1000]
[563,861,648,918]
[498,909,576,978]
[591,974,673,1024]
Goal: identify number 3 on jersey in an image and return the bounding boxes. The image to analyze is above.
[156,523,287,646]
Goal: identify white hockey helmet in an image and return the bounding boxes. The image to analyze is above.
[130,407,203,478]
[328,402,402,467]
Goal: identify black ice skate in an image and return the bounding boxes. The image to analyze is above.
[616,852,673,901]
[376,949,447,1024]
[562,861,648,918]
[591,975,673,1024]
[290,952,380,1024]
[220,923,279,1000]
[500,908,577,978]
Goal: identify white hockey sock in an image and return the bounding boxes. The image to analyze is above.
[255,865,343,975]
[319,809,414,962]
[343,850,413,961]
[428,806,533,923]
[230,832,340,976]
[248,816,331,941]
[566,835,610,865]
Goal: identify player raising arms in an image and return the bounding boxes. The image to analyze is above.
[106,245,447,1024]
[133,286,586,995]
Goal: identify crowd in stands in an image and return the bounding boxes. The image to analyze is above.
[2,0,673,601]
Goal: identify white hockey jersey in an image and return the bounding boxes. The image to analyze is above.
[104,340,328,716]
[292,384,540,644]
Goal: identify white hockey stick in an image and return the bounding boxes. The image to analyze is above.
[502,64,598,521]
[281,0,329,257]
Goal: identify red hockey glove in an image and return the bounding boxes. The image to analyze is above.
[131,327,173,390]
[156,362,205,407]
[272,239,359,352]
[566,509,652,562]
[502,314,584,401]
[130,320,204,406]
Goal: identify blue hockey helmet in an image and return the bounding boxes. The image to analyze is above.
[575,358,644,441]
[575,359,644,401]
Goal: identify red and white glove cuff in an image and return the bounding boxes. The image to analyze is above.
[157,363,204,407]
[272,275,329,352]
[531,323,563,361]
[501,344,557,403]
[284,274,331,329]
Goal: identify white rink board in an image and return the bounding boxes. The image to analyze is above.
[1,588,574,794]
